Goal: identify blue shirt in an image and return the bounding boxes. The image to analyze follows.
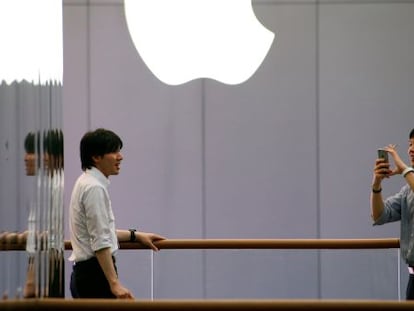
[374,184,414,265]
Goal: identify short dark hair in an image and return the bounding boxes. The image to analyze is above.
[410,128,414,139]
[80,128,123,171]
[44,129,64,156]
[24,132,36,154]
[25,130,64,154]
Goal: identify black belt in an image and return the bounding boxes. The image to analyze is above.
[75,256,116,268]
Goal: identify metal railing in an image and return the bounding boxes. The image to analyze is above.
[0,237,400,251]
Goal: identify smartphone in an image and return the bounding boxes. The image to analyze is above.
[377,149,389,162]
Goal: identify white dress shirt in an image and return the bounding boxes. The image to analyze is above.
[69,167,118,262]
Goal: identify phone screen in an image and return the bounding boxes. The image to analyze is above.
[378,149,388,162]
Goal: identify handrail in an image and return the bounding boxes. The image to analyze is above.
[0,238,400,251]
[122,238,400,250]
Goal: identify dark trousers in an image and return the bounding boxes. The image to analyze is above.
[48,249,65,297]
[70,256,117,298]
[407,274,414,300]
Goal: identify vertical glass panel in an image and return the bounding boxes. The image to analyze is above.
[152,248,400,299]
[0,0,63,299]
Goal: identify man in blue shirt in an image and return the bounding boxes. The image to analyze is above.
[371,128,414,299]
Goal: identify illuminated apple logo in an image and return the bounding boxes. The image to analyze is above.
[124,0,275,85]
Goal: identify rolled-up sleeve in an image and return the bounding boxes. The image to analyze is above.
[373,191,402,226]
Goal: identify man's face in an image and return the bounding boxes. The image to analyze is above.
[409,138,414,167]
[43,152,50,171]
[24,153,36,176]
[94,150,123,178]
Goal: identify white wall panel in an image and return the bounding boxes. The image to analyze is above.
[204,3,319,298]
[62,3,89,299]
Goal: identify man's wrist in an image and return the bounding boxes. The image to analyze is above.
[372,187,382,193]
[128,229,137,242]
[402,167,414,178]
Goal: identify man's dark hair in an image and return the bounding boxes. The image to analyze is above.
[80,128,123,171]
[24,132,36,154]
[44,129,64,156]
[26,130,64,154]
[410,128,414,139]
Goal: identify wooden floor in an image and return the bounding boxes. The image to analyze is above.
[1,299,414,311]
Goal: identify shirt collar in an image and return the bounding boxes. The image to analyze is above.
[86,166,110,187]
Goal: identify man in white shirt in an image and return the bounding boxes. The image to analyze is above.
[69,128,165,299]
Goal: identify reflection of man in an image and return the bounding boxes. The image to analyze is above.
[21,130,65,298]
[24,132,37,176]
[44,129,65,298]
[22,131,38,298]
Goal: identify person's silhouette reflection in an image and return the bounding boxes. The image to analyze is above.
[19,130,64,298]
[21,131,39,298]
